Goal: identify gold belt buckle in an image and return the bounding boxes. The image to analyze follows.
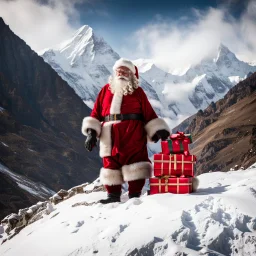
[113,114,117,121]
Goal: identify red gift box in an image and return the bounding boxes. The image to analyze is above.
[161,132,192,155]
[150,177,193,194]
[153,154,196,177]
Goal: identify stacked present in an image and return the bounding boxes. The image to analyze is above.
[150,131,197,195]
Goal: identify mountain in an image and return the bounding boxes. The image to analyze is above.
[40,25,120,108]
[134,44,256,128]
[1,163,256,255]
[40,27,170,117]
[40,26,160,113]
[41,27,256,129]
[180,71,256,175]
[0,162,55,220]
[0,18,101,219]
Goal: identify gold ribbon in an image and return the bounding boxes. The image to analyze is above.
[150,178,192,193]
[154,160,196,163]
[154,154,195,176]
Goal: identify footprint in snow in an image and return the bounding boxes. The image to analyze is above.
[70,221,84,233]
[76,220,85,228]
[61,221,70,227]
[124,198,142,210]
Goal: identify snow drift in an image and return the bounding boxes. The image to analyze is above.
[0,163,256,256]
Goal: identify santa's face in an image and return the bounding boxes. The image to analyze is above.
[115,66,131,81]
[109,65,138,95]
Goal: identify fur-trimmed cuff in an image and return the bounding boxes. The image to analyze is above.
[82,116,101,137]
[192,177,199,192]
[145,118,170,142]
[122,162,152,182]
[100,168,124,185]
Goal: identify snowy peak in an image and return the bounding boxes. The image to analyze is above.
[51,24,119,68]
[217,44,235,58]
[56,25,95,65]
[40,24,120,103]
[214,44,238,65]
[73,25,92,38]
[133,58,155,72]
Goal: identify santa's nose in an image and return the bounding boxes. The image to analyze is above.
[116,69,130,76]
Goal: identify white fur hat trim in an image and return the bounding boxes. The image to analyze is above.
[113,58,136,74]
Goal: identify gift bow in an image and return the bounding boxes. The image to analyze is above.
[170,131,186,140]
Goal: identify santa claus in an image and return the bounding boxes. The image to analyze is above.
[82,58,170,204]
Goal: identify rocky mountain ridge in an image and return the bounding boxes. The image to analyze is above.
[0,18,101,219]
[185,72,256,174]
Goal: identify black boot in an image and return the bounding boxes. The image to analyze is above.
[99,193,121,204]
[128,192,141,199]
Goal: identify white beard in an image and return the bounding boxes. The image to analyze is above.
[110,76,130,94]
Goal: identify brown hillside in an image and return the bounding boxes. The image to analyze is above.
[186,72,256,174]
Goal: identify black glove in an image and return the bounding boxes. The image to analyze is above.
[152,129,170,143]
[84,128,97,151]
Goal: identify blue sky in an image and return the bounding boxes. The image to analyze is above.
[75,0,248,53]
[78,0,218,52]
[0,0,255,67]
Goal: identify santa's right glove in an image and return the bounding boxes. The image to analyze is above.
[84,128,97,151]
[152,129,170,143]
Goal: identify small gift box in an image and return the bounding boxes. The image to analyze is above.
[149,177,193,194]
[161,131,192,155]
[153,154,196,177]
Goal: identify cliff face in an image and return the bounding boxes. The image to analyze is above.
[185,72,256,174]
[0,18,101,219]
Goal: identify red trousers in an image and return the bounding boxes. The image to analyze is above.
[103,153,148,195]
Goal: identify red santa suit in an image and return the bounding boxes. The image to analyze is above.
[82,60,170,187]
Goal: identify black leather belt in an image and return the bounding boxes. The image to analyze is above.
[103,113,144,122]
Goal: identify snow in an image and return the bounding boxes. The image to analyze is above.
[40,25,120,105]
[40,26,256,132]
[1,142,9,147]
[0,163,55,199]
[1,163,255,256]
[228,76,242,85]
[135,44,256,127]
[16,183,41,197]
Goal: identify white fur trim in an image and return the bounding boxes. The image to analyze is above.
[99,121,120,157]
[110,91,123,114]
[100,167,124,185]
[145,118,170,142]
[99,87,123,157]
[122,162,152,182]
[192,177,199,192]
[82,117,101,137]
[113,58,136,74]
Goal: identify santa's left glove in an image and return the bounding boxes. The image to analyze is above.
[152,129,170,143]
[84,128,97,151]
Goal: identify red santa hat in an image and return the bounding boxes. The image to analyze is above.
[113,58,139,79]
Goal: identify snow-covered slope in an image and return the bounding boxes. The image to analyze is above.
[1,163,256,256]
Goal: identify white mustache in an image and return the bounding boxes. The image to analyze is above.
[117,76,129,81]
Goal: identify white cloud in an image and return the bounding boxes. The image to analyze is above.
[126,1,256,72]
[0,0,83,52]
[163,82,196,102]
